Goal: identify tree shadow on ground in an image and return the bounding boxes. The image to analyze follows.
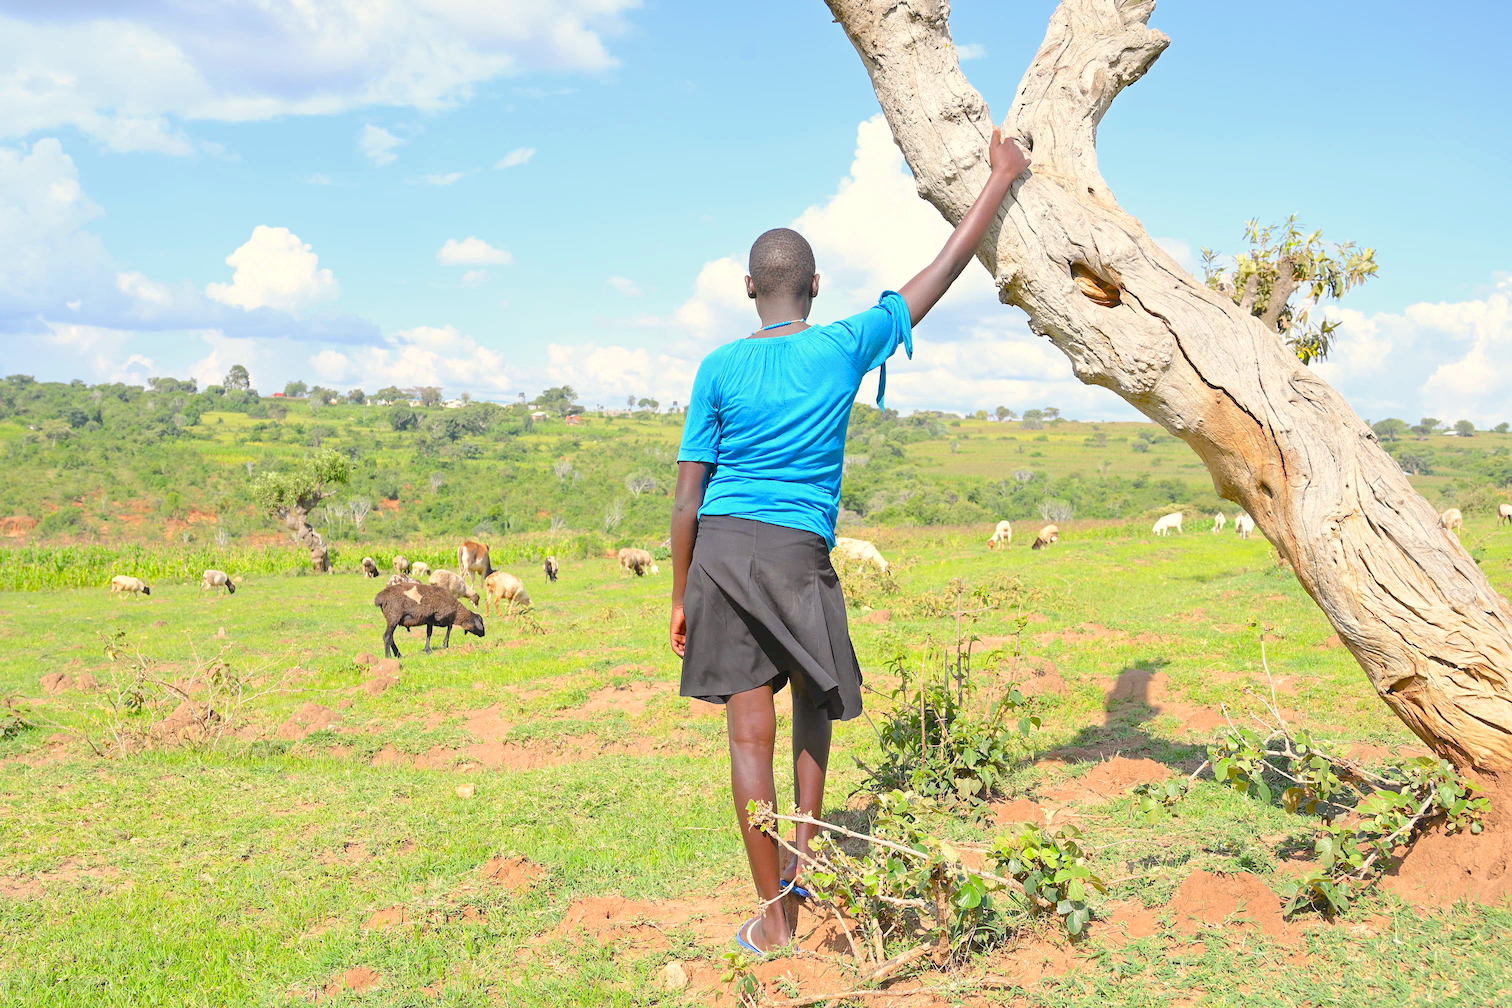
[1028,656,1206,774]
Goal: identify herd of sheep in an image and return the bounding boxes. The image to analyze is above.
[102,501,1512,655]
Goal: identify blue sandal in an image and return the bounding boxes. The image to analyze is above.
[779,878,812,900]
[736,917,775,957]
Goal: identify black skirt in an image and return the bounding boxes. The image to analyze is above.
[680,515,863,721]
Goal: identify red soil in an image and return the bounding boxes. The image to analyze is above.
[478,856,545,891]
[1167,870,1297,943]
[1383,780,1512,908]
[276,702,340,741]
[1041,756,1172,805]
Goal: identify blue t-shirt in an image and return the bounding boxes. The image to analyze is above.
[677,290,913,546]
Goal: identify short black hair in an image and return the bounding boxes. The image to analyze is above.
[748,228,816,298]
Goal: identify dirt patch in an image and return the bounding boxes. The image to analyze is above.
[1095,899,1162,947]
[1168,870,1297,943]
[314,966,381,1001]
[860,609,892,624]
[374,730,697,772]
[318,842,372,865]
[0,858,120,900]
[987,797,1074,828]
[362,674,399,696]
[580,680,673,717]
[1000,656,1066,697]
[40,672,98,694]
[0,515,38,538]
[363,905,410,930]
[545,895,746,954]
[277,702,341,741]
[1041,756,1172,805]
[462,705,512,741]
[152,701,220,744]
[1101,665,1265,737]
[1382,783,1512,908]
[478,856,545,891]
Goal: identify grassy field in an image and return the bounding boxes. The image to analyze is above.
[3,512,1511,1007]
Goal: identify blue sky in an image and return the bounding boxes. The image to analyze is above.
[3,0,1510,422]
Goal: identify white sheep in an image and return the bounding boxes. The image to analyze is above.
[1031,524,1060,550]
[109,575,151,596]
[428,568,481,606]
[410,560,432,579]
[1234,513,1256,539]
[1212,512,1227,533]
[1440,507,1464,532]
[1152,511,1184,536]
[986,520,1012,550]
[1500,503,1512,526]
[201,569,235,594]
[484,570,532,615]
[393,555,410,575]
[617,547,659,577]
[832,536,890,573]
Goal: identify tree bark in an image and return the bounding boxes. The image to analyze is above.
[826,0,1512,775]
[278,502,330,573]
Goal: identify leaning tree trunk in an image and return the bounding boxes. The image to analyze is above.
[278,504,331,573]
[826,0,1512,776]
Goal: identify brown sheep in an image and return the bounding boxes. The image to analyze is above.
[428,568,481,605]
[484,571,532,615]
[361,557,380,578]
[543,555,559,582]
[373,582,485,658]
[393,554,410,575]
[459,539,494,587]
[1031,524,1059,550]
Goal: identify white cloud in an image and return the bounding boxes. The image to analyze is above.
[438,236,512,266]
[423,171,463,186]
[359,124,402,166]
[495,146,536,169]
[44,322,159,383]
[545,343,699,407]
[956,43,987,60]
[206,226,339,312]
[1153,236,1196,274]
[0,3,638,153]
[0,137,112,327]
[461,269,489,286]
[607,275,640,296]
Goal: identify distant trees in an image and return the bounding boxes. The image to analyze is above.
[388,406,419,431]
[250,448,351,571]
[284,380,308,398]
[1455,420,1476,437]
[637,397,660,413]
[374,386,404,404]
[1413,417,1443,437]
[224,364,252,393]
[418,387,443,407]
[148,377,197,395]
[1371,418,1409,442]
[347,388,367,405]
[308,385,337,406]
[1496,423,1510,434]
[535,386,580,417]
[1203,216,1377,363]
[994,406,1015,421]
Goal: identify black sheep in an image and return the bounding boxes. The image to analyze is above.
[374,582,485,658]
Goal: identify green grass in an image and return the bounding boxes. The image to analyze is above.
[3,515,1511,1005]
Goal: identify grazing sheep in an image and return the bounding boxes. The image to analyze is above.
[832,537,890,573]
[1439,507,1464,532]
[361,557,380,578]
[373,582,485,658]
[393,555,410,575]
[617,547,659,577]
[543,555,559,582]
[987,520,1013,550]
[387,573,417,587]
[484,571,532,615]
[410,560,431,579]
[1500,503,1512,526]
[1234,513,1256,539]
[459,539,494,587]
[201,569,235,594]
[1152,511,1184,536]
[428,568,481,605]
[109,575,151,596]
[1212,512,1227,533]
[1031,524,1059,550]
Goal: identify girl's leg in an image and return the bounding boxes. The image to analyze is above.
[727,683,791,949]
[788,673,833,883]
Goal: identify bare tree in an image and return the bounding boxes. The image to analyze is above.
[349,497,372,530]
[825,0,1512,789]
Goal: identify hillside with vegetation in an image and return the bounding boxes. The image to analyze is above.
[1,372,1509,589]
